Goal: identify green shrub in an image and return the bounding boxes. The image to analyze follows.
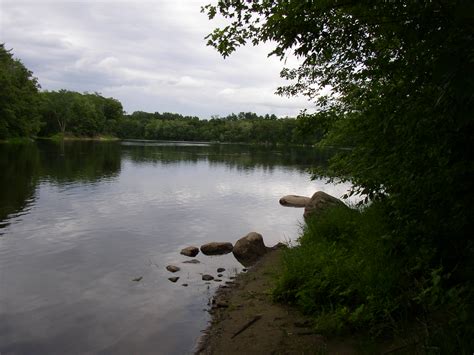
[274,202,473,351]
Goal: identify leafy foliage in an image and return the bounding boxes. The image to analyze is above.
[0,44,41,138]
[39,90,123,137]
[117,111,311,144]
[204,0,474,349]
[275,205,473,352]
[0,47,326,145]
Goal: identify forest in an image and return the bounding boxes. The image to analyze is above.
[0,44,320,145]
[202,0,473,352]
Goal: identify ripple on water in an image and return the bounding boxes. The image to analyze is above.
[0,142,353,354]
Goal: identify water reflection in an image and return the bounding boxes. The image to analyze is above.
[38,141,121,184]
[121,141,331,172]
[0,143,40,230]
[0,141,121,232]
[0,140,346,355]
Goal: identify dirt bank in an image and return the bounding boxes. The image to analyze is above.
[196,249,359,354]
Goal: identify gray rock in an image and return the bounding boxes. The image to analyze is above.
[232,232,268,266]
[217,267,226,273]
[180,246,199,257]
[182,259,200,264]
[202,274,214,281]
[166,265,180,273]
[271,242,287,250]
[279,195,311,207]
[132,276,143,282]
[200,242,233,255]
[168,277,179,283]
[303,191,348,220]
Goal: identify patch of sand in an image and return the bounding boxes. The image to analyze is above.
[196,249,359,354]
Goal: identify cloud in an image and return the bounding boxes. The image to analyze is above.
[0,0,315,117]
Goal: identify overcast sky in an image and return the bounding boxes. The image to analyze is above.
[0,0,313,118]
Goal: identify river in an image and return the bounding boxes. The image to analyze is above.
[0,140,351,354]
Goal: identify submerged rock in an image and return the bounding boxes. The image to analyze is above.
[233,232,268,267]
[217,268,226,273]
[180,246,199,257]
[303,191,348,220]
[166,265,180,273]
[132,276,143,282]
[202,274,214,281]
[201,242,233,255]
[182,259,200,264]
[279,195,311,207]
[168,277,179,283]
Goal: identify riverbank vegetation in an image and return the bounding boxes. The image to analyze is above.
[0,44,321,145]
[204,1,473,352]
[0,44,42,139]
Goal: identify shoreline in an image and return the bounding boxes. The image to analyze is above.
[195,248,339,355]
[37,135,120,142]
[195,246,413,355]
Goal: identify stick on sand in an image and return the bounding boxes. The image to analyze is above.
[231,315,262,339]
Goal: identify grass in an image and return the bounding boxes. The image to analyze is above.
[38,133,120,142]
[273,202,474,353]
[0,137,35,144]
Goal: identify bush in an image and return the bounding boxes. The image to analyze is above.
[274,203,474,352]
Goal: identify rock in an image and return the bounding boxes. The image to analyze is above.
[232,232,268,266]
[168,277,179,283]
[166,265,180,273]
[217,274,223,277]
[214,279,222,282]
[132,276,143,282]
[279,195,311,207]
[180,246,199,257]
[215,301,228,308]
[271,242,287,250]
[200,242,233,255]
[202,274,214,281]
[303,191,348,220]
[217,267,226,273]
[182,259,200,264]
[182,283,188,287]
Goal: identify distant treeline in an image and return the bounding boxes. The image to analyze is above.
[117,111,323,144]
[0,44,322,145]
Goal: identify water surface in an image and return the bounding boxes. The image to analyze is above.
[0,141,351,354]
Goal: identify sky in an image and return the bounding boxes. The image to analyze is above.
[0,0,314,118]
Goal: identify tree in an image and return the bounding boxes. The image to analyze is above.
[0,44,41,138]
[203,0,473,253]
[39,90,74,135]
[203,1,474,347]
[39,90,124,137]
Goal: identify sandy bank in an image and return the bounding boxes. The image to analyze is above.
[196,249,358,354]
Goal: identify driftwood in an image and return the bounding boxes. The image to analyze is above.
[231,315,262,339]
